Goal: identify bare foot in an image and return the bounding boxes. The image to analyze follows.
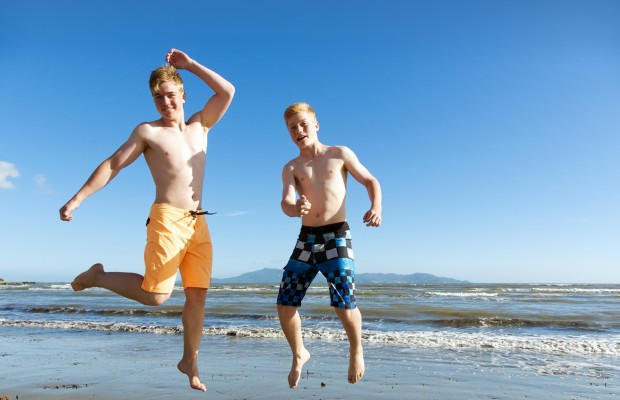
[71,263,104,291]
[288,348,311,389]
[348,350,365,384]
[178,360,206,392]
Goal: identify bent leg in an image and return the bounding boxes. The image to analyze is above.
[277,304,311,389]
[177,287,208,392]
[334,307,365,384]
[71,263,170,306]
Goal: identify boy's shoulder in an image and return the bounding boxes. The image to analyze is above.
[283,155,301,170]
[326,145,355,159]
[130,120,161,136]
[136,119,164,130]
[130,119,180,143]
[328,144,349,153]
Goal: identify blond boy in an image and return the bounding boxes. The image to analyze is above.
[59,49,234,391]
[277,102,382,388]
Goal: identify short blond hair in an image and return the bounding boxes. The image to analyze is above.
[149,65,184,94]
[284,102,317,122]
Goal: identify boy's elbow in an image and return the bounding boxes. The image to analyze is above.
[280,200,293,217]
[225,83,236,98]
[365,176,379,188]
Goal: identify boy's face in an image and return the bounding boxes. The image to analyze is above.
[152,81,185,120]
[286,111,319,149]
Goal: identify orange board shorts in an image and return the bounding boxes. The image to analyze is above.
[142,203,213,293]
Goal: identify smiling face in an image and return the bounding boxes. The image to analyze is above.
[152,81,185,120]
[286,111,319,149]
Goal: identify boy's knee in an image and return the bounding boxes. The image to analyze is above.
[334,305,360,319]
[147,292,171,306]
[184,287,208,302]
[277,304,298,316]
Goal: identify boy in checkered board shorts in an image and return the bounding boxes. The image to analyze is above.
[277,102,382,389]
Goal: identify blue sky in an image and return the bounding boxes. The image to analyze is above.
[1,0,618,283]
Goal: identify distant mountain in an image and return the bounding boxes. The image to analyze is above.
[0,279,35,285]
[211,268,469,284]
[211,268,282,284]
[355,272,468,284]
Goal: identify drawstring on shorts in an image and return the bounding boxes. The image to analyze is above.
[145,207,217,227]
[189,210,217,218]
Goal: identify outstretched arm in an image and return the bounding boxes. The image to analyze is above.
[341,147,382,227]
[166,49,235,130]
[59,128,147,221]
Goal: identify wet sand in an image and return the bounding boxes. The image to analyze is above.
[0,327,617,399]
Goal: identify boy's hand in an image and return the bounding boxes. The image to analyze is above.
[59,199,80,221]
[296,195,312,217]
[363,208,381,227]
[166,48,193,70]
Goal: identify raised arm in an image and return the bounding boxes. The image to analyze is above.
[341,146,382,227]
[166,49,235,130]
[59,127,147,221]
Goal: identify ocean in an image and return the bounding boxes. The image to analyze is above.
[1,281,619,383]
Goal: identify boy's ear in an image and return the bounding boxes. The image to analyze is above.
[183,92,186,102]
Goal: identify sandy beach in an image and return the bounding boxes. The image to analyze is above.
[1,327,617,400]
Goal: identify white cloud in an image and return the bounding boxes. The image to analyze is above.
[35,174,53,195]
[0,161,19,189]
[224,211,250,217]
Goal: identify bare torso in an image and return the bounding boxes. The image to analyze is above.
[290,146,348,226]
[141,120,207,210]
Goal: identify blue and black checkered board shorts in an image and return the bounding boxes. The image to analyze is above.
[277,222,356,309]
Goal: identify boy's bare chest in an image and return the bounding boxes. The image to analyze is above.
[294,158,345,184]
[153,129,205,157]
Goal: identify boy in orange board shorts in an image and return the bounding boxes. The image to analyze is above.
[59,48,234,392]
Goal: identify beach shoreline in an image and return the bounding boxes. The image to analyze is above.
[1,326,618,400]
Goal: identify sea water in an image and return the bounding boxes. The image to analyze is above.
[1,282,619,380]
